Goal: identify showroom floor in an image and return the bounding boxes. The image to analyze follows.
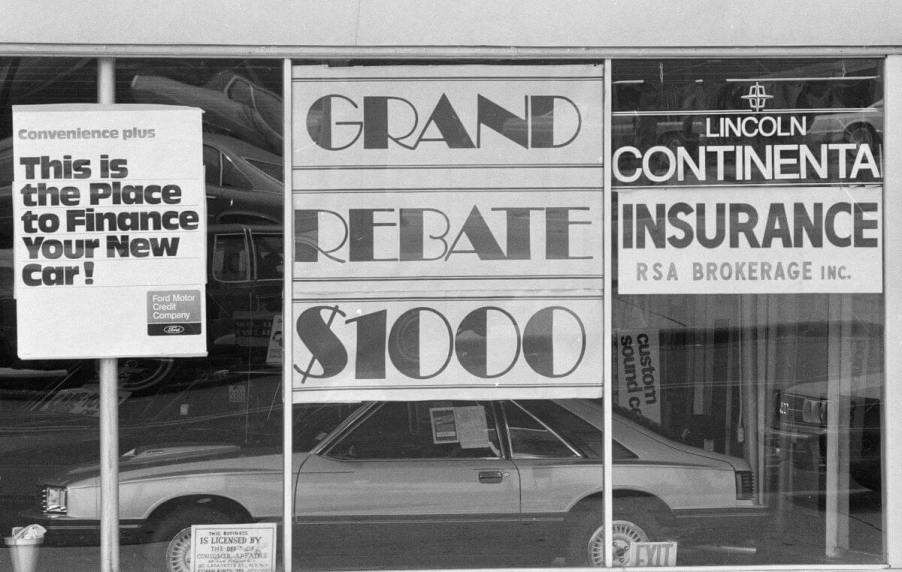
[0,492,883,571]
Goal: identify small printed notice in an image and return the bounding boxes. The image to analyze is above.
[627,541,678,567]
[265,314,283,366]
[454,406,490,449]
[147,289,202,335]
[190,522,276,572]
[430,408,458,443]
[12,104,206,359]
[429,406,490,448]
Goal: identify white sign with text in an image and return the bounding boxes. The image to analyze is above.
[12,104,206,359]
[190,522,276,572]
[291,65,604,401]
[617,186,882,294]
[617,330,661,423]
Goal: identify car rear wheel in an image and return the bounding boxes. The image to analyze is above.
[143,505,234,572]
[565,498,662,567]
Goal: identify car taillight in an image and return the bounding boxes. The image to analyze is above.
[41,485,67,514]
[735,471,754,500]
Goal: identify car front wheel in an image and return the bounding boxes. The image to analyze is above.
[143,506,234,572]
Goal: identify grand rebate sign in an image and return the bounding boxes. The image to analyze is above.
[291,65,604,400]
[12,104,206,359]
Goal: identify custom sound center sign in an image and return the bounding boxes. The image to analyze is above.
[291,65,604,400]
[12,105,206,359]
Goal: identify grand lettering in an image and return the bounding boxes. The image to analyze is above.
[307,94,582,150]
[621,201,879,249]
[295,305,586,381]
[295,206,593,263]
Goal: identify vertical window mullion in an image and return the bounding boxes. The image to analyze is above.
[603,57,614,569]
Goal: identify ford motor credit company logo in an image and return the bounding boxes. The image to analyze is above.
[163,325,186,335]
[741,82,774,113]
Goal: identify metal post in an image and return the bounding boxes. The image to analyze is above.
[602,59,613,568]
[97,57,119,572]
[99,357,119,572]
[281,57,294,572]
[885,54,902,569]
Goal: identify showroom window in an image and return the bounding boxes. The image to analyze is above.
[611,58,884,566]
[0,54,890,571]
[0,57,286,571]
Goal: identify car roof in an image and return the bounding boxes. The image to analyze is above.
[203,131,282,163]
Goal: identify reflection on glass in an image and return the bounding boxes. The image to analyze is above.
[612,59,883,187]
[0,58,285,571]
[611,57,884,567]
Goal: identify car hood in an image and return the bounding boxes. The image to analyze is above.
[49,443,287,487]
[783,377,881,400]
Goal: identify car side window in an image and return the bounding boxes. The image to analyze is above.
[328,401,502,460]
[203,145,222,186]
[503,402,580,459]
[221,154,252,189]
[212,233,250,282]
[252,233,283,280]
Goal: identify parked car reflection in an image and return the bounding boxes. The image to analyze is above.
[201,133,282,225]
[773,377,881,493]
[807,99,883,146]
[0,364,282,527]
[131,72,282,153]
[24,399,765,570]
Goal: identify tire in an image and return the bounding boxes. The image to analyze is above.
[142,505,234,572]
[844,123,878,147]
[565,498,662,567]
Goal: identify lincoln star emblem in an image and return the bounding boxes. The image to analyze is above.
[741,82,773,113]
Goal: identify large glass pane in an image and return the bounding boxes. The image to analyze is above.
[612,58,884,566]
[0,58,284,571]
[0,56,98,535]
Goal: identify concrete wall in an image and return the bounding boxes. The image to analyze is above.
[1,0,899,54]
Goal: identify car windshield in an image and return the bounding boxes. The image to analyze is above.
[246,158,283,182]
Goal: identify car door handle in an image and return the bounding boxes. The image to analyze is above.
[478,470,505,484]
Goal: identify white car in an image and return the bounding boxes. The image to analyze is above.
[807,100,883,146]
[24,399,766,570]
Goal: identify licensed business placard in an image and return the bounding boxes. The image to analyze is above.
[617,186,882,294]
[291,65,604,400]
[190,522,276,572]
[12,104,206,359]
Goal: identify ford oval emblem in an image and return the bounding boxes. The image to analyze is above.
[163,325,185,335]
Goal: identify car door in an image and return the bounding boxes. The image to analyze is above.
[294,401,520,561]
[503,400,603,516]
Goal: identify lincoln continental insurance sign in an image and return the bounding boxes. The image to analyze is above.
[291,65,604,400]
[613,82,882,295]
